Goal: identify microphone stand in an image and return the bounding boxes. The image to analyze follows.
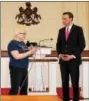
[39,38,53,47]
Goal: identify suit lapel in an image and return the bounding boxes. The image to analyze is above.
[63,27,66,42]
[70,24,76,34]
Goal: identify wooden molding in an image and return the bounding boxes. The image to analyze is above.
[29,59,57,62]
[46,50,89,57]
[1,51,8,57]
[1,50,89,61]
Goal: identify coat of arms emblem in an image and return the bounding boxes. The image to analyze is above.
[15,2,41,26]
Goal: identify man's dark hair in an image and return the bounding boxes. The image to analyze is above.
[63,12,74,20]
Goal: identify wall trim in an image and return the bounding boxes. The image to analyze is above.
[1,50,89,61]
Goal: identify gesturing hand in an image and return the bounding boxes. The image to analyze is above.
[30,46,38,55]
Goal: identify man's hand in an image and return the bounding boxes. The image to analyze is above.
[59,54,69,61]
[59,54,75,61]
[58,54,64,60]
[64,55,74,61]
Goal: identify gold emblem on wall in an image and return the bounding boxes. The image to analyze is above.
[15,2,41,26]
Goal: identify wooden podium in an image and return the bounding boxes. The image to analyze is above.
[28,47,58,95]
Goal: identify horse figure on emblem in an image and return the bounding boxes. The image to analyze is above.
[15,2,41,26]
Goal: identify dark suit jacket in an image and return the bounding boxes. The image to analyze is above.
[56,24,86,64]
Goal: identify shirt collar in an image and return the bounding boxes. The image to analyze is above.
[66,23,73,31]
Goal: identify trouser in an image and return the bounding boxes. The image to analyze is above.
[60,61,80,101]
[9,65,28,95]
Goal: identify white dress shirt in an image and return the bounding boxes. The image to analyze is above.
[65,24,73,32]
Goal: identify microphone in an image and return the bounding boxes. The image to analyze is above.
[39,38,53,47]
[26,41,38,47]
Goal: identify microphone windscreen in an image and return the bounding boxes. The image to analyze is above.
[26,41,31,47]
[30,42,38,46]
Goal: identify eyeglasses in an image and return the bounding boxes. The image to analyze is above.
[20,33,26,35]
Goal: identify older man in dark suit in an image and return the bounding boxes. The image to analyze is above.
[56,12,86,101]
